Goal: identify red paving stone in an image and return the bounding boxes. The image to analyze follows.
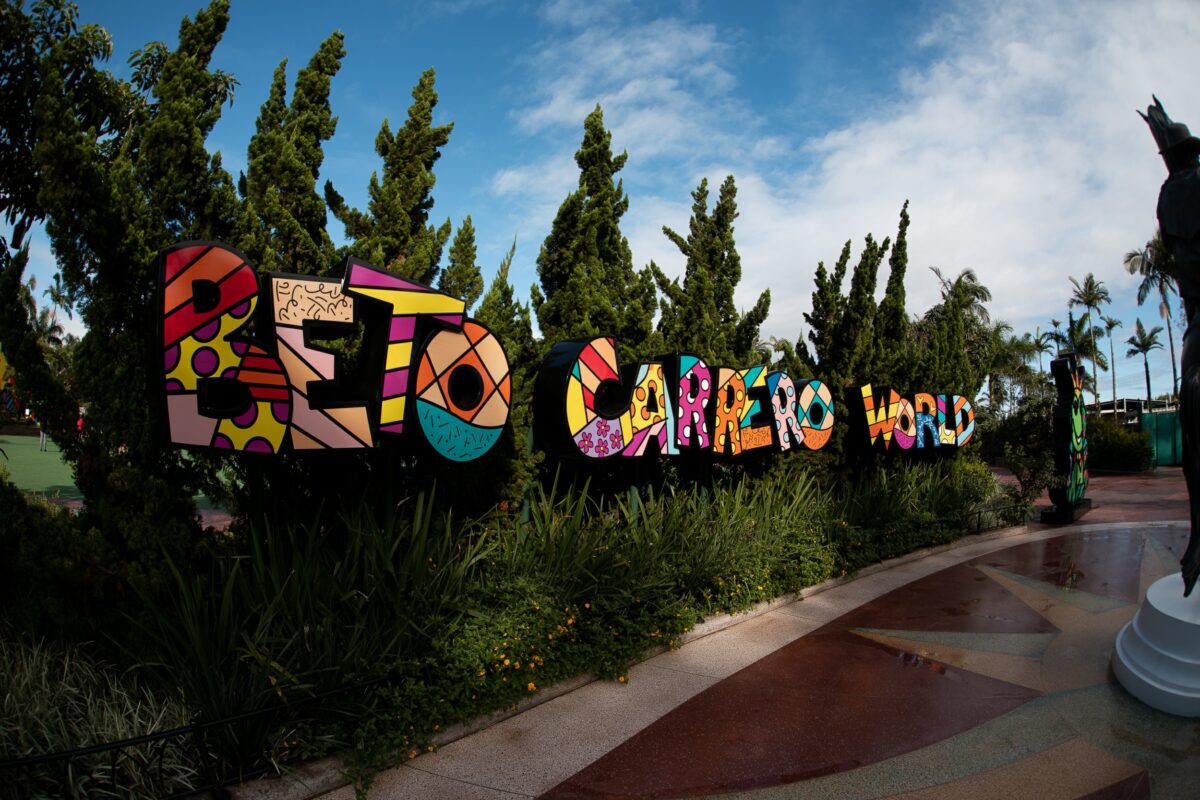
[1027,467,1189,525]
[977,529,1146,602]
[1075,771,1152,800]
[542,628,1040,799]
[837,561,1059,634]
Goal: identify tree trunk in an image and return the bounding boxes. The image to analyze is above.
[1109,337,1117,407]
[1089,310,1100,410]
[1145,355,1152,408]
[1167,311,1179,399]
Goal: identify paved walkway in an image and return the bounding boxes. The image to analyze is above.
[318,470,1200,799]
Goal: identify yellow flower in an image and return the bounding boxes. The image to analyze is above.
[584,602,591,609]
[527,682,537,692]
[567,617,574,625]
[617,675,627,683]
[514,661,521,669]
[503,658,511,666]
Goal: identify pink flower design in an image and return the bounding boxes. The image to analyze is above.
[595,439,609,456]
[609,432,623,450]
[578,433,593,453]
[596,419,610,434]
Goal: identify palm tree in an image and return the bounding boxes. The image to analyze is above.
[931,266,991,322]
[1102,315,1123,405]
[1068,273,1111,409]
[19,276,64,352]
[43,273,74,321]
[1126,319,1164,407]
[1034,327,1055,374]
[991,330,1038,414]
[1049,318,1065,355]
[1125,233,1179,398]
[1063,313,1108,398]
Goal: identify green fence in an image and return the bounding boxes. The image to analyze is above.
[1141,411,1183,467]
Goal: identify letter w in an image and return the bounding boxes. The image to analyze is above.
[860,384,901,448]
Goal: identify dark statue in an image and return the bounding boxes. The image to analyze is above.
[1142,96,1200,596]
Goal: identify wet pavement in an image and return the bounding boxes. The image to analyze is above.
[307,469,1200,800]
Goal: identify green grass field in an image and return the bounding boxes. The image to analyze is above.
[1,434,219,509]
[0,434,82,501]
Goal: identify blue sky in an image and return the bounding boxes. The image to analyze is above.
[29,0,1200,399]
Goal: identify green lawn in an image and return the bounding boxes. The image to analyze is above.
[0,434,81,501]
[1,434,220,509]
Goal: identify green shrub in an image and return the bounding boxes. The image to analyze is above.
[827,456,1003,572]
[1003,442,1054,506]
[1088,414,1153,472]
[493,466,835,617]
[127,491,492,772]
[0,635,200,799]
[978,383,1054,466]
[0,468,115,640]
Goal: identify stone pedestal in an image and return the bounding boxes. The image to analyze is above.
[1112,575,1200,716]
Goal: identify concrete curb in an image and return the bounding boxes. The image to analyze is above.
[232,519,1042,800]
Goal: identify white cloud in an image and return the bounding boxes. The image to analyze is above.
[496,0,1199,392]
[514,16,741,155]
[540,0,637,30]
[758,0,1199,342]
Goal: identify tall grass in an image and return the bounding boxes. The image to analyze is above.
[127,491,491,772]
[492,465,835,614]
[0,636,198,799]
[829,457,1001,570]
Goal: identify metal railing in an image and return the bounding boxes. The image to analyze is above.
[960,500,1033,534]
[0,675,392,799]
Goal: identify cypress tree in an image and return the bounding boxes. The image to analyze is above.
[653,178,718,358]
[532,105,657,358]
[240,32,344,275]
[872,201,910,384]
[474,242,540,502]
[0,0,243,591]
[476,241,536,430]
[840,234,889,383]
[438,215,483,311]
[653,175,769,364]
[803,240,851,373]
[325,68,453,283]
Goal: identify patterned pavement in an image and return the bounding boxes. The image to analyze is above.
[315,470,1200,800]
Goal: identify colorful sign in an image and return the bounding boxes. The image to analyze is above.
[533,337,842,459]
[160,242,510,462]
[1046,352,1088,519]
[847,384,976,453]
[158,241,975,463]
